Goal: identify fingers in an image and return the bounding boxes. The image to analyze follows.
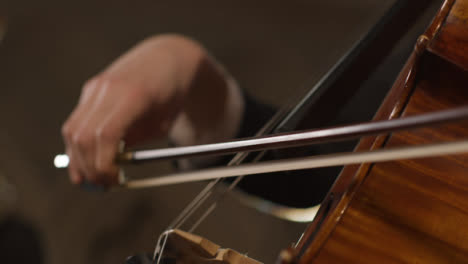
[62,78,127,186]
[62,77,159,186]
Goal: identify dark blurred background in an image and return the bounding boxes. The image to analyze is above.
[0,1,442,263]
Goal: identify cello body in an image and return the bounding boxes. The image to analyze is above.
[289,0,468,262]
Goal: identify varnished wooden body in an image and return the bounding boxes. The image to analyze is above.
[291,0,468,263]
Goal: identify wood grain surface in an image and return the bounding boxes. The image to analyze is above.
[293,0,468,263]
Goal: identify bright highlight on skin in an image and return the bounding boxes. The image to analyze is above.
[54,154,69,168]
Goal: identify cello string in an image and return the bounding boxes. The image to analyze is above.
[172,187,214,229]
[168,179,218,229]
[168,133,264,230]
[188,203,217,233]
[166,95,294,230]
[123,139,468,189]
[185,149,267,232]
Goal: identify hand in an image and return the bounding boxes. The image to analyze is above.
[62,34,244,187]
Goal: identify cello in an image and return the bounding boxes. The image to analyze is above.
[285,0,468,262]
